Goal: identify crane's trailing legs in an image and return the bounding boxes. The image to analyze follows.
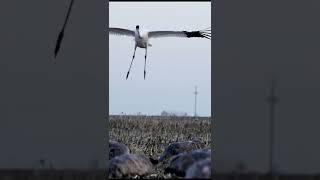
[126,45,137,80]
[144,48,148,80]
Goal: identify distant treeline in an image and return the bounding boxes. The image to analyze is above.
[109,115,211,121]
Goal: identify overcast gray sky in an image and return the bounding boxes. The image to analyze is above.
[109,2,211,116]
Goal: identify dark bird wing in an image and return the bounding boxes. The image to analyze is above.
[148,28,211,40]
[109,28,135,37]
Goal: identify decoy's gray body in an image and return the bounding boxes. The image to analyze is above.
[185,158,212,179]
[108,153,154,178]
[109,140,130,160]
[158,140,205,163]
[164,148,211,176]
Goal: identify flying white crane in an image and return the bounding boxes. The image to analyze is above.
[109,25,211,80]
[53,0,211,79]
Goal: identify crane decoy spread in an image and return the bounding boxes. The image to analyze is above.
[109,26,211,80]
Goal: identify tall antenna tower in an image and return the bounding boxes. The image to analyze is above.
[194,86,198,117]
[266,76,279,175]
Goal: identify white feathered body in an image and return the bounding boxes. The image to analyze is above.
[135,29,152,48]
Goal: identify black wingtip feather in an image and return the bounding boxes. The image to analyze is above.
[201,32,211,39]
[184,31,202,38]
[184,29,211,39]
[54,31,64,58]
[54,0,74,58]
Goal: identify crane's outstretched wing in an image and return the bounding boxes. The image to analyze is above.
[109,28,135,37]
[148,28,211,40]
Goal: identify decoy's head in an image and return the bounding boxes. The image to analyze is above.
[136,25,139,30]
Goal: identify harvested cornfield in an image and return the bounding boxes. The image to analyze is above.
[109,115,212,178]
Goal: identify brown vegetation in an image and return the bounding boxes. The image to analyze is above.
[109,115,212,178]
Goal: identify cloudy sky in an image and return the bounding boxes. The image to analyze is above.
[109,2,211,116]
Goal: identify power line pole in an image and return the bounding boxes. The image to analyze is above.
[194,86,198,117]
[266,76,279,176]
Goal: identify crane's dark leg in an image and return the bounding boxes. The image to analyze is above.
[126,45,137,80]
[144,47,148,80]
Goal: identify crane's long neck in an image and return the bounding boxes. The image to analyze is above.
[136,29,140,38]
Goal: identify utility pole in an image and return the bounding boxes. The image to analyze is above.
[194,86,198,117]
[266,76,279,175]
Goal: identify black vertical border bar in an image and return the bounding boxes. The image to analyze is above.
[211,0,215,175]
[106,0,110,178]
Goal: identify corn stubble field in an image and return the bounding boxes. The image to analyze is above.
[109,115,212,178]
